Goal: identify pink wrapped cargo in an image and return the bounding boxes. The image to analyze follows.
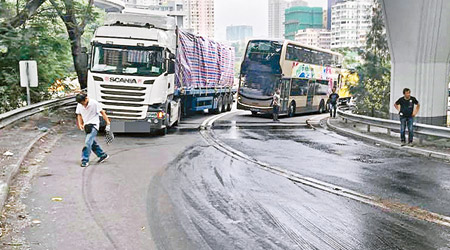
[175,29,236,114]
[176,29,235,89]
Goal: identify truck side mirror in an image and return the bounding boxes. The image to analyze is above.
[169,53,176,60]
[167,60,175,74]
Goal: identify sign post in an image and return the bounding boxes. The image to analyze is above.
[19,60,38,106]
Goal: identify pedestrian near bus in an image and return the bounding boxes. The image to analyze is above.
[76,94,111,168]
[394,88,420,146]
[329,87,339,118]
[272,89,281,122]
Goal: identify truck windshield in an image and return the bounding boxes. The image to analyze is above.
[91,45,165,77]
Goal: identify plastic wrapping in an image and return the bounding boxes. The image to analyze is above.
[175,30,235,89]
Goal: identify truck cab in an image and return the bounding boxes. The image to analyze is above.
[87,13,181,134]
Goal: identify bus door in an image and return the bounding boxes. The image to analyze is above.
[306,79,316,110]
[278,79,290,113]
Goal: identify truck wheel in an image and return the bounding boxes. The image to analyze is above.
[173,104,181,126]
[222,94,228,113]
[226,94,232,111]
[157,127,168,136]
[251,111,258,116]
[215,96,223,114]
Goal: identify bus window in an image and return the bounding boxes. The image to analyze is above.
[286,44,335,66]
[291,79,308,96]
[316,80,329,95]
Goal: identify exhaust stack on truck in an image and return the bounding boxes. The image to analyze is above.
[87,13,235,135]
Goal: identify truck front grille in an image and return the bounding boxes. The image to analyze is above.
[102,101,144,108]
[100,85,146,91]
[103,96,145,103]
[99,83,150,120]
[101,90,145,97]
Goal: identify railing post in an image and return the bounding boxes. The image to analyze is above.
[367,125,370,132]
[387,129,391,135]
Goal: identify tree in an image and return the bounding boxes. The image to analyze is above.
[350,1,391,118]
[48,0,97,89]
[0,1,73,113]
[7,0,46,28]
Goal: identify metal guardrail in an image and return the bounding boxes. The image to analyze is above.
[0,96,76,129]
[337,109,450,140]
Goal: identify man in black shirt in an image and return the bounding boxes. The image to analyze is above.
[394,88,420,145]
[329,87,339,118]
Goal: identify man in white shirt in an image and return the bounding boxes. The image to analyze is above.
[272,89,281,122]
[75,94,111,168]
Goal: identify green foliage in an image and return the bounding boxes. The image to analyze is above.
[0,0,105,113]
[0,2,74,113]
[333,48,362,70]
[350,2,391,118]
[230,41,246,78]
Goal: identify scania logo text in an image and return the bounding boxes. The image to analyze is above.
[109,77,138,84]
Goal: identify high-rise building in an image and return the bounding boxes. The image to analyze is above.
[226,25,253,42]
[331,0,374,49]
[295,28,331,49]
[284,6,323,40]
[185,0,215,38]
[124,0,187,28]
[322,9,327,29]
[326,0,338,30]
[268,0,307,39]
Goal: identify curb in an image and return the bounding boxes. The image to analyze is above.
[0,131,51,212]
[212,123,309,130]
[325,118,450,162]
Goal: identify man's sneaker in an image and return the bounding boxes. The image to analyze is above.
[98,154,109,163]
[401,141,406,146]
[408,142,414,147]
[81,162,89,168]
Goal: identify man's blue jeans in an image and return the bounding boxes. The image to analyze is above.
[400,117,414,143]
[82,128,106,164]
[329,103,337,117]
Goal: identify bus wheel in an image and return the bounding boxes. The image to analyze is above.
[288,102,296,117]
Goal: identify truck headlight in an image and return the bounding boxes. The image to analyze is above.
[157,111,165,119]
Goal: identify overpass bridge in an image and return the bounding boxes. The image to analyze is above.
[381,0,450,126]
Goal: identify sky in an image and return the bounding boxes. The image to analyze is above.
[214,0,327,41]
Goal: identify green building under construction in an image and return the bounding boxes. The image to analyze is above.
[284,6,323,40]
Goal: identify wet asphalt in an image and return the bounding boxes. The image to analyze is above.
[4,110,450,249]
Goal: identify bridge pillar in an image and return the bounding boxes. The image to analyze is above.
[380,0,450,126]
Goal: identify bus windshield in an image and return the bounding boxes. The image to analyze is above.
[240,40,283,97]
[91,44,165,77]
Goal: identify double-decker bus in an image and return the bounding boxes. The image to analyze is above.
[237,39,343,116]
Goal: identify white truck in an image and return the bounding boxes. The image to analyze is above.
[87,13,235,134]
